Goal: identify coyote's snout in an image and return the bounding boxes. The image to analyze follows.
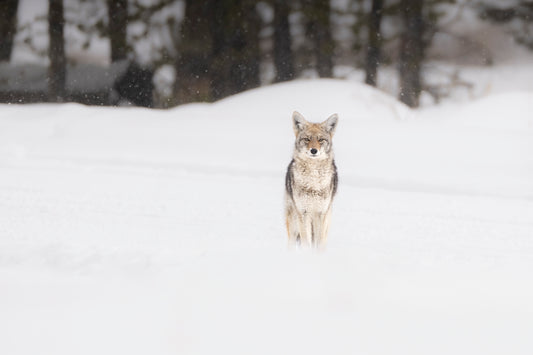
[285,111,338,249]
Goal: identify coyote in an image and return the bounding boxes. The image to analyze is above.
[285,111,338,249]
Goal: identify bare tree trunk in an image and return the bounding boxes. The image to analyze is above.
[174,0,215,104]
[0,0,19,62]
[48,0,66,102]
[209,0,229,100]
[304,0,334,78]
[398,0,424,108]
[240,0,261,90]
[273,0,294,82]
[107,0,128,62]
[210,0,260,100]
[364,0,383,87]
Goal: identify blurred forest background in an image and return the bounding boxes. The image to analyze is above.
[0,0,532,109]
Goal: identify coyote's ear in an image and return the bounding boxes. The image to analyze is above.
[292,111,308,136]
[322,113,338,136]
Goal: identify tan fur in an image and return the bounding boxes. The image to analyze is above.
[308,135,321,152]
[285,111,338,249]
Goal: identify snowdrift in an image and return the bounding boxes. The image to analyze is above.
[0,80,532,355]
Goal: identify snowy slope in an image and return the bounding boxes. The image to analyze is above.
[0,80,532,355]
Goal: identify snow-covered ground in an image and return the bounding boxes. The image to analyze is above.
[1,79,532,355]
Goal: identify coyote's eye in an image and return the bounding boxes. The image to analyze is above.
[319,138,327,143]
[300,137,311,143]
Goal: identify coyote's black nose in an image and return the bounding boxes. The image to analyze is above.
[310,148,318,155]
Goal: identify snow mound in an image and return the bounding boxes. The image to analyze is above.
[0,79,532,355]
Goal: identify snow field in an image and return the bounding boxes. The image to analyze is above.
[0,80,532,354]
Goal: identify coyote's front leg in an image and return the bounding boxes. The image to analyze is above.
[315,208,332,249]
[297,212,313,247]
[286,206,302,247]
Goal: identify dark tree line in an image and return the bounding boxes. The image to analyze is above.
[174,0,335,105]
[1,0,515,108]
[479,1,533,50]
[361,0,458,107]
[206,0,261,101]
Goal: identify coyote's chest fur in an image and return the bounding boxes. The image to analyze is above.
[289,158,337,213]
